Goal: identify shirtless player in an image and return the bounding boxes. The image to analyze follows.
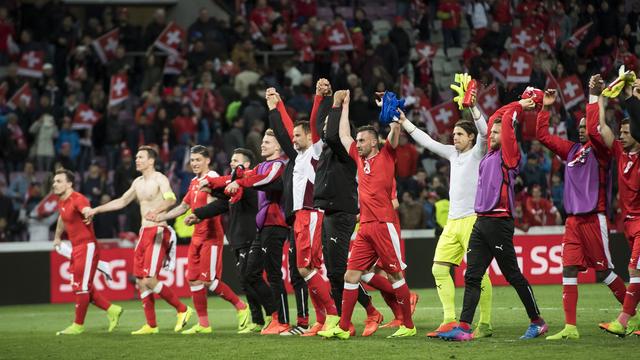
[83,146,193,335]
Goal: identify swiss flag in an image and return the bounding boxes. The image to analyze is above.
[7,83,33,109]
[539,24,559,53]
[416,42,438,67]
[477,83,501,116]
[510,27,538,51]
[489,52,510,83]
[163,55,186,75]
[506,50,533,83]
[271,31,288,51]
[73,104,102,130]
[35,193,59,218]
[559,75,585,110]
[153,22,185,56]
[325,22,353,51]
[428,102,460,135]
[91,28,119,64]
[17,51,44,78]
[564,22,592,49]
[108,74,129,106]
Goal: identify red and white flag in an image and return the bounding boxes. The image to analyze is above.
[506,50,533,83]
[325,23,353,51]
[559,75,584,110]
[108,74,129,106]
[539,24,559,53]
[477,83,501,116]
[189,88,215,114]
[416,42,438,66]
[510,27,538,51]
[489,52,510,83]
[7,83,33,109]
[17,51,44,78]
[163,55,185,75]
[72,103,102,130]
[427,101,460,135]
[564,22,592,49]
[35,193,59,218]
[271,31,288,50]
[153,22,185,56]
[91,28,119,64]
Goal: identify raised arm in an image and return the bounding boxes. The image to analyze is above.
[275,97,294,140]
[387,112,402,149]
[589,75,614,148]
[335,90,354,153]
[585,75,612,158]
[400,112,456,159]
[501,100,532,168]
[325,105,353,162]
[536,90,574,160]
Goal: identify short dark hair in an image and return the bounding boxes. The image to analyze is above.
[138,145,158,161]
[190,145,210,158]
[621,118,630,126]
[294,120,310,133]
[356,125,378,139]
[55,169,75,185]
[453,120,479,144]
[233,148,255,166]
[492,117,502,124]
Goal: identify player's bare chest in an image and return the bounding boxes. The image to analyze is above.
[136,180,161,201]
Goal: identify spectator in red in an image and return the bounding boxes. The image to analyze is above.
[525,185,562,226]
[0,6,15,65]
[294,0,317,22]
[462,40,482,70]
[173,104,197,143]
[437,0,462,56]
[249,0,274,31]
[492,0,512,26]
[396,133,418,178]
[513,201,530,232]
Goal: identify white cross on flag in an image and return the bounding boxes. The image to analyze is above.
[72,103,102,130]
[428,101,460,135]
[7,83,33,109]
[325,23,353,51]
[154,22,185,56]
[564,22,592,49]
[559,75,584,110]
[477,83,501,117]
[163,55,186,75]
[506,50,533,83]
[109,74,129,106]
[36,193,59,218]
[91,28,119,64]
[510,27,538,51]
[17,51,44,78]
[489,52,510,83]
[415,42,438,66]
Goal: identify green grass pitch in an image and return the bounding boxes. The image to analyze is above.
[0,284,636,359]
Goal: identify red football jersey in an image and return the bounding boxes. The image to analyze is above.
[349,142,397,223]
[184,171,224,242]
[59,192,96,246]
[612,141,640,217]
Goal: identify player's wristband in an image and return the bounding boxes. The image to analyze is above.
[163,191,177,201]
[401,119,417,134]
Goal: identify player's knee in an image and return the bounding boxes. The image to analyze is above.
[344,270,361,284]
[629,268,640,278]
[432,263,451,279]
[298,267,311,278]
[562,266,579,278]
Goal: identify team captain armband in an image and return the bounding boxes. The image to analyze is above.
[163,191,177,200]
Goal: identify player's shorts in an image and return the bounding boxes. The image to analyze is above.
[134,225,172,278]
[562,213,613,271]
[70,242,99,293]
[293,209,324,269]
[624,217,640,270]
[433,215,477,266]
[347,221,406,274]
[187,237,224,282]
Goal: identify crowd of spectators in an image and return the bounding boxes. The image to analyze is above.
[0,0,639,241]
